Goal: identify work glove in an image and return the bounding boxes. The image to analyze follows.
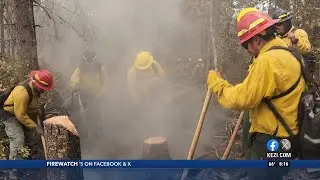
[207,70,225,93]
[287,32,298,44]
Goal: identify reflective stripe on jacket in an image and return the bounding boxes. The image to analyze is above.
[211,37,306,137]
[3,81,38,129]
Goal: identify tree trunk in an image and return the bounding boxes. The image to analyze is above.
[44,116,83,180]
[12,0,38,71]
[141,136,172,159]
[0,0,4,55]
[4,1,14,58]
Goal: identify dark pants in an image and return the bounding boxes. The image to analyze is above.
[246,133,293,180]
[242,111,251,158]
[235,111,293,180]
[61,92,102,136]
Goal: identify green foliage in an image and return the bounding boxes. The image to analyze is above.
[0,136,31,160]
[18,146,31,159]
[0,139,8,159]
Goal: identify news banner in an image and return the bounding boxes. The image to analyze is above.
[0,160,317,168]
[1,138,319,169]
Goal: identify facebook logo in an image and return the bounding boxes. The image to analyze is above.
[266,139,279,152]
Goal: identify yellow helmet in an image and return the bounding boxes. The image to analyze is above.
[134,51,154,70]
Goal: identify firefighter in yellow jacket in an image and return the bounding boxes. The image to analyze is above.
[69,50,107,143]
[1,70,55,160]
[70,50,107,100]
[127,51,165,104]
[207,8,306,179]
[272,8,311,55]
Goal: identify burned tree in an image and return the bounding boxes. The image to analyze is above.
[12,0,39,71]
[0,1,4,56]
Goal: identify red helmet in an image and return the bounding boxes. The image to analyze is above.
[29,69,55,91]
[237,8,279,44]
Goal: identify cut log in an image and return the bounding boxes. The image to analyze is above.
[141,136,172,160]
[44,116,83,180]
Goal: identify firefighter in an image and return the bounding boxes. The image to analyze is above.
[1,69,54,160]
[207,8,306,180]
[127,51,165,104]
[70,49,107,109]
[69,49,107,139]
[70,50,107,100]
[272,8,311,55]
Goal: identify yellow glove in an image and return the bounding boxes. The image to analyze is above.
[207,70,224,93]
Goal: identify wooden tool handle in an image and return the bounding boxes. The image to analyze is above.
[180,90,212,180]
[37,116,48,160]
[221,111,245,160]
[187,89,212,160]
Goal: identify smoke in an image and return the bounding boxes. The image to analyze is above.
[36,0,227,160]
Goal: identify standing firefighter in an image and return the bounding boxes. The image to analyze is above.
[70,50,107,100]
[69,49,107,144]
[207,8,306,179]
[127,51,165,104]
[0,69,54,160]
[272,8,318,81]
[272,8,311,55]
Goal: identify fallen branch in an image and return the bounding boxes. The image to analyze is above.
[213,135,228,139]
[213,143,221,159]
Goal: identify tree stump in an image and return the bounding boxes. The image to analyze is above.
[141,136,172,160]
[44,116,83,180]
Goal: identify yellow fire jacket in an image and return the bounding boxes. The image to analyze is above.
[209,37,306,137]
[3,81,39,129]
[281,26,311,55]
[70,63,107,97]
[127,60,165,102]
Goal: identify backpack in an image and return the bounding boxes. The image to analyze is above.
[263,46,320,159]
[78,61,103,84]
[0,81,34,109]
[303,51,318,75]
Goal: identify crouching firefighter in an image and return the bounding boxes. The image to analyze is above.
[207,8,306,180]
[0,69,55,160]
